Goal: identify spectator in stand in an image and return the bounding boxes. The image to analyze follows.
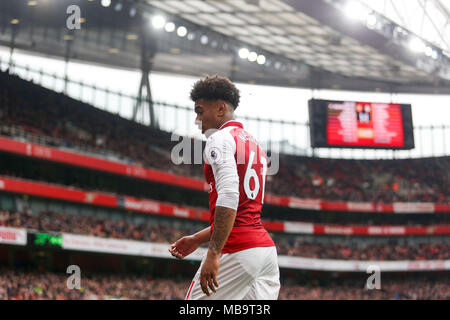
[0,70,449,203]
[0,269,186,300]
[275,237,450,260]
[1,209,449,261]
[0,269,448,300]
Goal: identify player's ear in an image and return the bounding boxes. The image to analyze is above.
[217,101,227,117]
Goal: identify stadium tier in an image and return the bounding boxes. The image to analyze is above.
[1,71,449,205]
[1,136,450,215]
[0,176,449,235]
[1,0,450,304]
[0,268,448,300]
[0,71,449,279]
[1,209,449,261]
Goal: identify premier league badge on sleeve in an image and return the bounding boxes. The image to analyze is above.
[209,147,222,163]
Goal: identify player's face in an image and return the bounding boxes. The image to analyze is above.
[194,99,219,134]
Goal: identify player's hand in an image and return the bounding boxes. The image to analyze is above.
[200,250,220,296]
[169,235,200,260]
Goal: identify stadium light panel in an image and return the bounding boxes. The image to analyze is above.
[177,26,188,37]
[165,22,176,32]
[409,37,426,53]
[431,50,438,60]
[101,0,111,8]
[152,16,166,29]
[345,1,370,21]
[248,51,258,62]
[239,48,250,59]
[114,2,123,11]
[200,35,209,45]
[257,55,266,65]
[366,14,377,29]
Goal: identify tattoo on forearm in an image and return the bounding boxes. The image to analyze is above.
[209,207,236,253]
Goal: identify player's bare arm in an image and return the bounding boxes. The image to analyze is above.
[200,205,237,296]
[169,226,211,259]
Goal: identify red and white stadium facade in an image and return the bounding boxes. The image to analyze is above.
[0,176,449,236]
[1,137,449,272]
[0,136,448,215]
[1,226,448,272]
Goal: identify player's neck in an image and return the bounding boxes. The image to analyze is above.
[204,118,236,138]
[218,118,236,129]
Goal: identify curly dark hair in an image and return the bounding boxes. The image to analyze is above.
[190,75,240,109]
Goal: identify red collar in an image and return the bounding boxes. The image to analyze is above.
[219,120,243,130]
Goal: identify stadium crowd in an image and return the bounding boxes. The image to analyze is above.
[0,71,449,204]
[1,209,448,261]
[0,269,185,300]
[0,269,448,300]
[279,278,450,300]
[0,72,449,301]
[1,170,448,227]
[0,209,199,245]
[271,154,449,203]
[276,238,449,260]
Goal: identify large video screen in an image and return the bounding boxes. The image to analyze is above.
[309,99,414,149]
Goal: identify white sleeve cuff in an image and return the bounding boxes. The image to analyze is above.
[216,192,239,210]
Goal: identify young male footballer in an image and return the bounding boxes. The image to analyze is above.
[169,75,280,300]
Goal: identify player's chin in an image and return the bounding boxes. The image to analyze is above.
[201,125,212,134]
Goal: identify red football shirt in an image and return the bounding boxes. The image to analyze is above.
[204,120,275,254]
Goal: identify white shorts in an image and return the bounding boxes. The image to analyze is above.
[185,246,280,300]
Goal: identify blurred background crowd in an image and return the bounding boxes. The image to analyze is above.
[1,72,449,203]
[1,269,448,300]
[1,209,448,261]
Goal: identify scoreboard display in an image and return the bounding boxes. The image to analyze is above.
[28,231,63,249]
[309,99,415,149]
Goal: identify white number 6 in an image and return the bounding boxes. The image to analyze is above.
[244,151,267,203]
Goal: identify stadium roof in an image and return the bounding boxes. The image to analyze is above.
[360,0,450,53]
[1,0,450,94]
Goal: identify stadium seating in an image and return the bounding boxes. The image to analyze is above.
[1,209,448,261]
[0,71,448,203]
[0,71,448,301]
[0,268,448,300]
